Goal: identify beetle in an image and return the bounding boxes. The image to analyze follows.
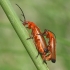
[41,29,56,63]
[16,4,49,63]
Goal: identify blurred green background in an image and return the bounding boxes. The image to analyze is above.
[0,0,70,70]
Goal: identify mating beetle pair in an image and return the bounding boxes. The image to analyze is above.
[16,4,56,64]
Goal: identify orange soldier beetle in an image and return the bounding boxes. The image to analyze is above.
[40,29,56,63]
[16,4,50,63]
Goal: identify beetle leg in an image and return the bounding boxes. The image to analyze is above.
[37,33,42,36]
[36,29,46,36]
[27,34,33,40]
[41,29,48,36]
[37,32,45,36]
[36,51,39,58]
[43,60,47,65]
[27,36,33,40]
[45,54,52,61]
[26,26,29,28]
[41,55,47,64]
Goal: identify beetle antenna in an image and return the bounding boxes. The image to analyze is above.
[16,4,26,22]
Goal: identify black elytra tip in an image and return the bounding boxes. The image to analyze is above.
[51,59,56,63]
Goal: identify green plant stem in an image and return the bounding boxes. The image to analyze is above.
[0,0,49,70]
